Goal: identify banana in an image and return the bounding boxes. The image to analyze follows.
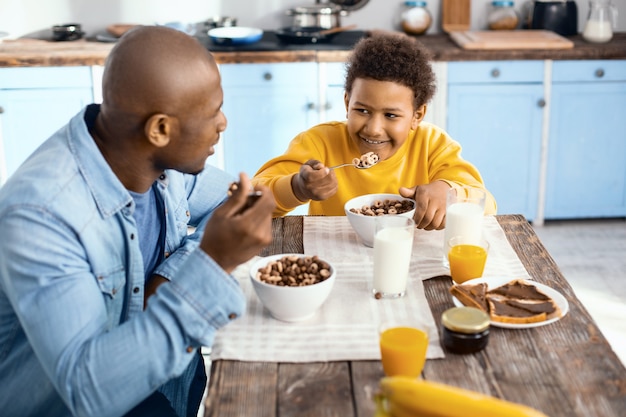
[378,376,549,417]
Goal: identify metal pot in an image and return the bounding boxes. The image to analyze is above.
[330,0,370,11]
[204,16,238,30]
[286,4,348,30]
[52,23,84,41]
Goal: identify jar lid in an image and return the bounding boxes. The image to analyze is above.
[405,1,427,6]
[442,307,490,334]
[492,0,514,6]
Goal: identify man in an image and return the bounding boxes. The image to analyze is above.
[0,26,275,417]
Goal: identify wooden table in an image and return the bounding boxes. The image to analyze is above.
[204,215,626,417]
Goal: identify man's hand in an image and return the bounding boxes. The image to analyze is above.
[291,160,338,202]
[399,180,450,230]
[200,173,275,273]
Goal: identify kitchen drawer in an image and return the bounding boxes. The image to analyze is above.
[219,63,318,87]
[447,61,544,84]
[0,66,93,89]
[552,60,626,83]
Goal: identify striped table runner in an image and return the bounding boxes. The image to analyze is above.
[211,216,528,362]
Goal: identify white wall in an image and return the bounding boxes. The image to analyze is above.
[0,0,624,39]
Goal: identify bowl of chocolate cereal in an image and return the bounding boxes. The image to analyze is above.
[344,193,416,247]
[249,254,336,322]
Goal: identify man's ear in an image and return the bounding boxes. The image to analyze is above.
[344,91,350,114]
[144,113,171,148]
[412,105,427,130]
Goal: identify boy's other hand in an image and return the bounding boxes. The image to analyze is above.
[399,180,450,230]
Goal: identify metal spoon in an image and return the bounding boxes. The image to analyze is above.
[329,162,374,170]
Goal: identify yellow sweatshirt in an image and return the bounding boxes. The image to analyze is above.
[252,121,497,217]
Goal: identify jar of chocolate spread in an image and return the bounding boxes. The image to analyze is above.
[442,306,490,354]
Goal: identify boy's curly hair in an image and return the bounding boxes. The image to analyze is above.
[344,34,437,109]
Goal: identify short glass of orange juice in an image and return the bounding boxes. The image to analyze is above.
[379,325,429,378]
[447,236,490,284]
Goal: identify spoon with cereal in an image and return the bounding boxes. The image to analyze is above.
[329,152,379,170]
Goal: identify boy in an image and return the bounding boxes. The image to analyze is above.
[253,33,496,230]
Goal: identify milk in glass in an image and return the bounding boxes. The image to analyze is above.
[443,187,486,267]
[373,217,414,298]
[444,202,485,248]
[582,0,616,44]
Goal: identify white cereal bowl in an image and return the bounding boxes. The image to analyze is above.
[344,193,416,247]
[249,254,336,322]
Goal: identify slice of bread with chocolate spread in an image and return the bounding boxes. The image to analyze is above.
[488,279,551,301]
[450,279,561,324]
[449,282,489,313]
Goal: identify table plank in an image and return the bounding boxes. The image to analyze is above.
[351,361,384,417]
[278,362,354,417]
[206,361,278,416]
[206,215,626,417]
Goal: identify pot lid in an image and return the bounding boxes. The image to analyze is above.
[329,0,370,11]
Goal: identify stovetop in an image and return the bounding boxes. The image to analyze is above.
[197,30,367,53]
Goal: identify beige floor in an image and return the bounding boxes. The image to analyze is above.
[532,218,626,366]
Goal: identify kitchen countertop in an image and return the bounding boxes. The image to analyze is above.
[0,31,625,67]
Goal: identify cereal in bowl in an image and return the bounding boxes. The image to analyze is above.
[256,255,332,287]
[349,199,414,216]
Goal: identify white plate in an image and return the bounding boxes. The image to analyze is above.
[208,26,263,45]
[451,276,569,329]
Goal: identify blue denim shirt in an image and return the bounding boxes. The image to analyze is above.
[0,105,246,417]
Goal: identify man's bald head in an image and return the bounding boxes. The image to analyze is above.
[92,25,226,188]
[101,25,218,119]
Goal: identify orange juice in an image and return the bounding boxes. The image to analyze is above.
[448,244,488,283]
[379,327,428,378]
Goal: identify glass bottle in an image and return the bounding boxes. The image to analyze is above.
[583,0,618,43]
[400,1,432,35]
[488,0,519,30]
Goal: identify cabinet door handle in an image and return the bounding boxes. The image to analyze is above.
[306,102,316,110]
[263,72,273,81]
[594,68,605,78]
[0,106,4,114]
[324,102,332,110]
[491,68,500,78]
[537,99,546,108]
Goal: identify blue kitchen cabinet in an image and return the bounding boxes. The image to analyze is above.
[544,60,626,219]
[219,62,320,178]
[0,67,94,184]
[322,62,347,123]
[446,61,545,221]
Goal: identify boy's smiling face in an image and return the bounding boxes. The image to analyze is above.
[344,77,425,162]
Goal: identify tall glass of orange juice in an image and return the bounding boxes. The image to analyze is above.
[379,326,429,378]
[447,236,490,284]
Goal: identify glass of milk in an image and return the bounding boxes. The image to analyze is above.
[372,216,415,299]
[442,186,487,268]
